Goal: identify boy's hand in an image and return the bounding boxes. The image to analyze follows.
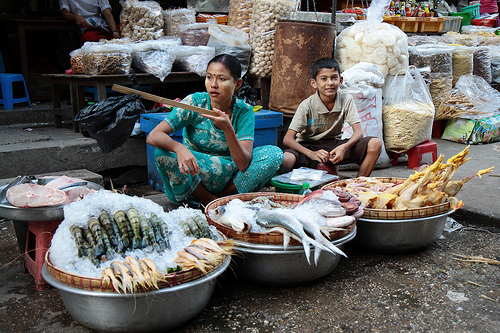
[329,145,347,164]
[308,149,330,164]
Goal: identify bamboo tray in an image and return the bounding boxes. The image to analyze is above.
[204,192,355,246]
[45,251,220,293]
[322,177,451,220]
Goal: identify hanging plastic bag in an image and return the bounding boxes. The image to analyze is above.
[335,0,408,76]
[74,94,144,153]
[382,67,435,152]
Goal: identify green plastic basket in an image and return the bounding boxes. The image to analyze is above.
[461,4,480,19]
[450,11,472,27]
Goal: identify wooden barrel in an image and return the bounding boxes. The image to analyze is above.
[269,20,336,116]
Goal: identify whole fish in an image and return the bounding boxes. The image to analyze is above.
[292,206,347,263]
[256,209,333,265]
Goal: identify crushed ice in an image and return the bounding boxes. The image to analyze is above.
[49,190,210,278]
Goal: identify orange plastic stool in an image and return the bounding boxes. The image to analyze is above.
[392,141,438,169]
[24,220,62,290]
[316,163,339,175]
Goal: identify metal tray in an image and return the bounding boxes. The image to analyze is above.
[0,182,103,221]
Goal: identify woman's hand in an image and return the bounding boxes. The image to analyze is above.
[174,145,200,176]
[201,107,233,132]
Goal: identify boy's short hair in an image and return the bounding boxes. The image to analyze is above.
[311,58,341,79]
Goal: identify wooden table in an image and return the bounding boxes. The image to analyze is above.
[45,72,203,132]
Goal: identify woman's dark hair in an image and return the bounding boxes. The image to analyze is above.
[311,58,341,79]
[207,54,242,81]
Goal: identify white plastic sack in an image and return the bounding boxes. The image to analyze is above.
[207,25,251,77]
[334,0,409,77]
[341,62,385,88]
[340,84,391,169]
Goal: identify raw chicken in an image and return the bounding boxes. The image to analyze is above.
[6,183,68,208]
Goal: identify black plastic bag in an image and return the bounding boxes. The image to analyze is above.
[236,76,258,106]
[74,94,144,153]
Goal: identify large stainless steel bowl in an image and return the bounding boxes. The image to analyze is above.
[233,227,356,286]
[355,211,453,252]
[42,255,230,333]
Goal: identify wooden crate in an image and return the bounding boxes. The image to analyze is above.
[419,17,445,33]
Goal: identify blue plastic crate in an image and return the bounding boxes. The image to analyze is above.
[140,110,283,191]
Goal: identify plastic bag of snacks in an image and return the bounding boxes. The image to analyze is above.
[131,40,179,81]
[69,48,85,74]
[335,0,408,77]
[174,46,215,77]
[451,45,473,87]
[455,75,500,118]
[228,0,253,33]
[408,44,453,74]
[248,0,298,78]
[473,46,492,83]
[163,8,196,37]
[120,0,164,41]
[81,41,133,75]
[178,22,214,46]
[428,73,453,111]
[382,67,435,152]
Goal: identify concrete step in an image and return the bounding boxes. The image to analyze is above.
[0,124,147,181]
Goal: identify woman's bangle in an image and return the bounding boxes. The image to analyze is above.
[112,29,119,33]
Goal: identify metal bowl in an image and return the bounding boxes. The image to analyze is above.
[41,256,230,333]
[232,227,356,286]
[0,182,103,221]
[355,211,453,253]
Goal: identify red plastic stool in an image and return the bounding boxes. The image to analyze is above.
[316,163,338,175]
[392,141,438,169]
[24,220,62,290]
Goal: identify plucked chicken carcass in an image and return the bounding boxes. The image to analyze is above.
[338,146,494,211]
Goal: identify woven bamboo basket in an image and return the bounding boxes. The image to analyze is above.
[204,192,356,246]
[322,177,451,220]
[45,251,222,293]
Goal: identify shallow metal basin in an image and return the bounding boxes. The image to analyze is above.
[0,182,103,221]
[233,228,356,286]
[355,211,453,253]
[42,255,230,333]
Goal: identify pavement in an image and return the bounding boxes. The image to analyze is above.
[0,104,499,332]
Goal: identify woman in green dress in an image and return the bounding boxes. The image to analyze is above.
[146,54,283,206]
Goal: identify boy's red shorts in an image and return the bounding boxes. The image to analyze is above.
[284,136,376,169]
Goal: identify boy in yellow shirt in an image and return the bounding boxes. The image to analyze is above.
[280,58,382,177]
